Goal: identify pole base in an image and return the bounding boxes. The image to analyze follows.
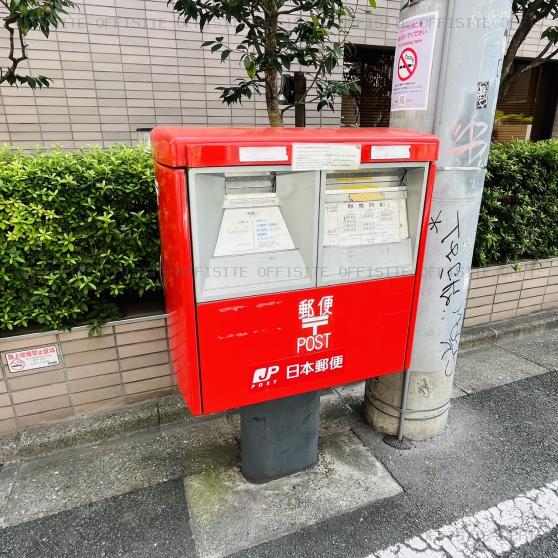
[240,391,320,484]
[364,373,451,441]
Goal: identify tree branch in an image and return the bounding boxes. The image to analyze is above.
[1,14,28,85]
[516,45,558,76]
[277,6,303,16]
[295,7,355,106]
[500,0,556,98]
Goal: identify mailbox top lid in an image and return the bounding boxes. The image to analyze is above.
[151,126,439,169]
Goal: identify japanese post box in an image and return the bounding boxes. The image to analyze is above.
[152,128,439,416]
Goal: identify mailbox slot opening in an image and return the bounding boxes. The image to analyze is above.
[188,167,320,302]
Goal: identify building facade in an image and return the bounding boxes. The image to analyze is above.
[0,0,557,148]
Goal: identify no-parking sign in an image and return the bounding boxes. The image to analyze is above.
[391,12,438,111]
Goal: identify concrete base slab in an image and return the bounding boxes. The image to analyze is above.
[499,328,558,370]
[455,345,546,394]
[184,431,402,558]
[451,385,469,398]
[0,462,19,528]
[334,381,365,411]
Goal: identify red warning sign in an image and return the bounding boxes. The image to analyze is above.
[397,48,418,82]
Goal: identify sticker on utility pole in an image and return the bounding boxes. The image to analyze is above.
[476,82,489,109]
[291,144,361,171]
[5,345,60,373]
[391,12,439,112]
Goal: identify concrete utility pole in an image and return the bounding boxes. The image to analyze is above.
[365,0,513,440]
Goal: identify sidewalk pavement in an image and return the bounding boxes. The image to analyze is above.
[0,316,557,558]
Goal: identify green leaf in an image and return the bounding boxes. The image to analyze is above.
[244,56,256,79]
[368,0,377,7]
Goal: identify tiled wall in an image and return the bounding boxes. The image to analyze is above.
[0,315,173,434]
[464,258,558,327]
[1,259,557,434]
[0,0,556,147]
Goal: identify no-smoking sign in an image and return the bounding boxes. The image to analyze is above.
[392,12,438,111]
[398,48,417,82]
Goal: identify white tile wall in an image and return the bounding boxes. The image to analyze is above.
[0,0,556,147]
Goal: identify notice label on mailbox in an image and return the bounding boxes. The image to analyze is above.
[323,199,407,247]
[292,143,361,171]
[214,206,295,256]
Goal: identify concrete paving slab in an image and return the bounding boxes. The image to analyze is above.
[451,384,469,398]
[0,462,19,528]
[334,381,365,411]
[2,416,238,528]
[0,479,195,558]
[454,346,547,394]
[0,433,19,464]
[319,389,364,437]
[499,328,558,370]
[158,393,193,425]
[17,399,160,459]
[184,431,402,558]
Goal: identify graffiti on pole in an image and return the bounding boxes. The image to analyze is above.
[427,208,465,377]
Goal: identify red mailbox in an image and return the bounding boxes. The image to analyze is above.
[152,128,439,416]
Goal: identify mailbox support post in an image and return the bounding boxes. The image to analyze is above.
[240,69,315,484]
[240,392,320,483]
[365,0,513,440]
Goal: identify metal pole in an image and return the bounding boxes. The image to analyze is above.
[294,71,306,128]
[365,0,513,440]
[397,369,411,441]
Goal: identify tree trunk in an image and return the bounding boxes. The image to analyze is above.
[264,6,283,127]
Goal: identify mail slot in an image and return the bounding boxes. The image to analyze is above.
[152,128,439,415]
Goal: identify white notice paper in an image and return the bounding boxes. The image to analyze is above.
[214,206,295,257]
[323,200,405,247]
[292,143,361,171]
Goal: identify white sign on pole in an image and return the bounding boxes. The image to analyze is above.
[391,12,439,112]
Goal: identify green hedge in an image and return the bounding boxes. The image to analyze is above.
[474,139,558,267]
[0,145,160,335]
[2,140,557,335]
